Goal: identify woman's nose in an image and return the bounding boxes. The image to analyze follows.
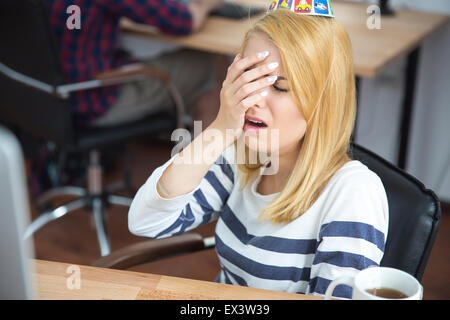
[253,87,269,109]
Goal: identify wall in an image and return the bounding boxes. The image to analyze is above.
[346,0,450,201]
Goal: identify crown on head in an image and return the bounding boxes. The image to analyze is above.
[267,0,335,18]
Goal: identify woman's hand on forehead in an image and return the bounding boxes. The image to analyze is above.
[228,52,280,91]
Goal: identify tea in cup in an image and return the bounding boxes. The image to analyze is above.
[324,267,423,300]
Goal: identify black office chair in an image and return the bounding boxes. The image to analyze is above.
[0,0,192,256]
[350,144,441,280]
[93,144,441,282]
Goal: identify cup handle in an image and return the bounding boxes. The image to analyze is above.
[324,276,355,300]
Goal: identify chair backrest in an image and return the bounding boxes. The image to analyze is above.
[0,0,74,145]
[350,144,441,281]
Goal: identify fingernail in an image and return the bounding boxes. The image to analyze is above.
[267,75,278,83]
[258,51,270,59]
[268,62,279,70]
[260,91,268,97]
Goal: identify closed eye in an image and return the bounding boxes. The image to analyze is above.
[273,84,288,92]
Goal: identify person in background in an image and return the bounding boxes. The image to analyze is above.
[43,0,223,126]
[29,0,223,197]
[127,6,389,299]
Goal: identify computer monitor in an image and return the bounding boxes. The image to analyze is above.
[0,126,35,299]
[379,0,395,15]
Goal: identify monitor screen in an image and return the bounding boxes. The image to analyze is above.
[0,126,35,299]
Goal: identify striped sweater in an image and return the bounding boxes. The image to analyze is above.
[128,145,389,299]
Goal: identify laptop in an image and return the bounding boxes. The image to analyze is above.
[0,126,35,299]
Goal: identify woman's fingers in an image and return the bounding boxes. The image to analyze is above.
[237,92,266,114]
[235,74,278,101]
[222,74,274,114]
[233,60,279,91]
[226,50,270,85]
[227,60,280,100]
[216,51,279,133]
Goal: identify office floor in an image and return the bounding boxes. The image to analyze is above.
[29,137,450,300]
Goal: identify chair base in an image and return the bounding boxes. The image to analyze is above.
[24,186,132,256]
[25,149,134,257]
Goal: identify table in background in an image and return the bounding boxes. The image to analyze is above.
[121,0,449,168]
[33,259,320,300]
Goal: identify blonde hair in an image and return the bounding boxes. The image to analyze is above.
[236,9,356,224]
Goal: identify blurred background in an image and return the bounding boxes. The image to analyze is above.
[0,0,449,300]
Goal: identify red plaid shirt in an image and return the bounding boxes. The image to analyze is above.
[44,0,192,124]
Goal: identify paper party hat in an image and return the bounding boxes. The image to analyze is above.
[267,0,335,18]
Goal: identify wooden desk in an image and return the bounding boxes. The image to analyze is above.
[120,0,449,78]
[33,260,321,300]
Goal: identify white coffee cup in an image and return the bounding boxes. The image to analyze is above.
[324,267,423,300]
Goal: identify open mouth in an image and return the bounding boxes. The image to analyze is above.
[244,118,268,129]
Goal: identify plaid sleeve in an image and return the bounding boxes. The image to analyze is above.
[95,0,192,35]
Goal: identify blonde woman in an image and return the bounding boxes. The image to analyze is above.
[128,9,388,299]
